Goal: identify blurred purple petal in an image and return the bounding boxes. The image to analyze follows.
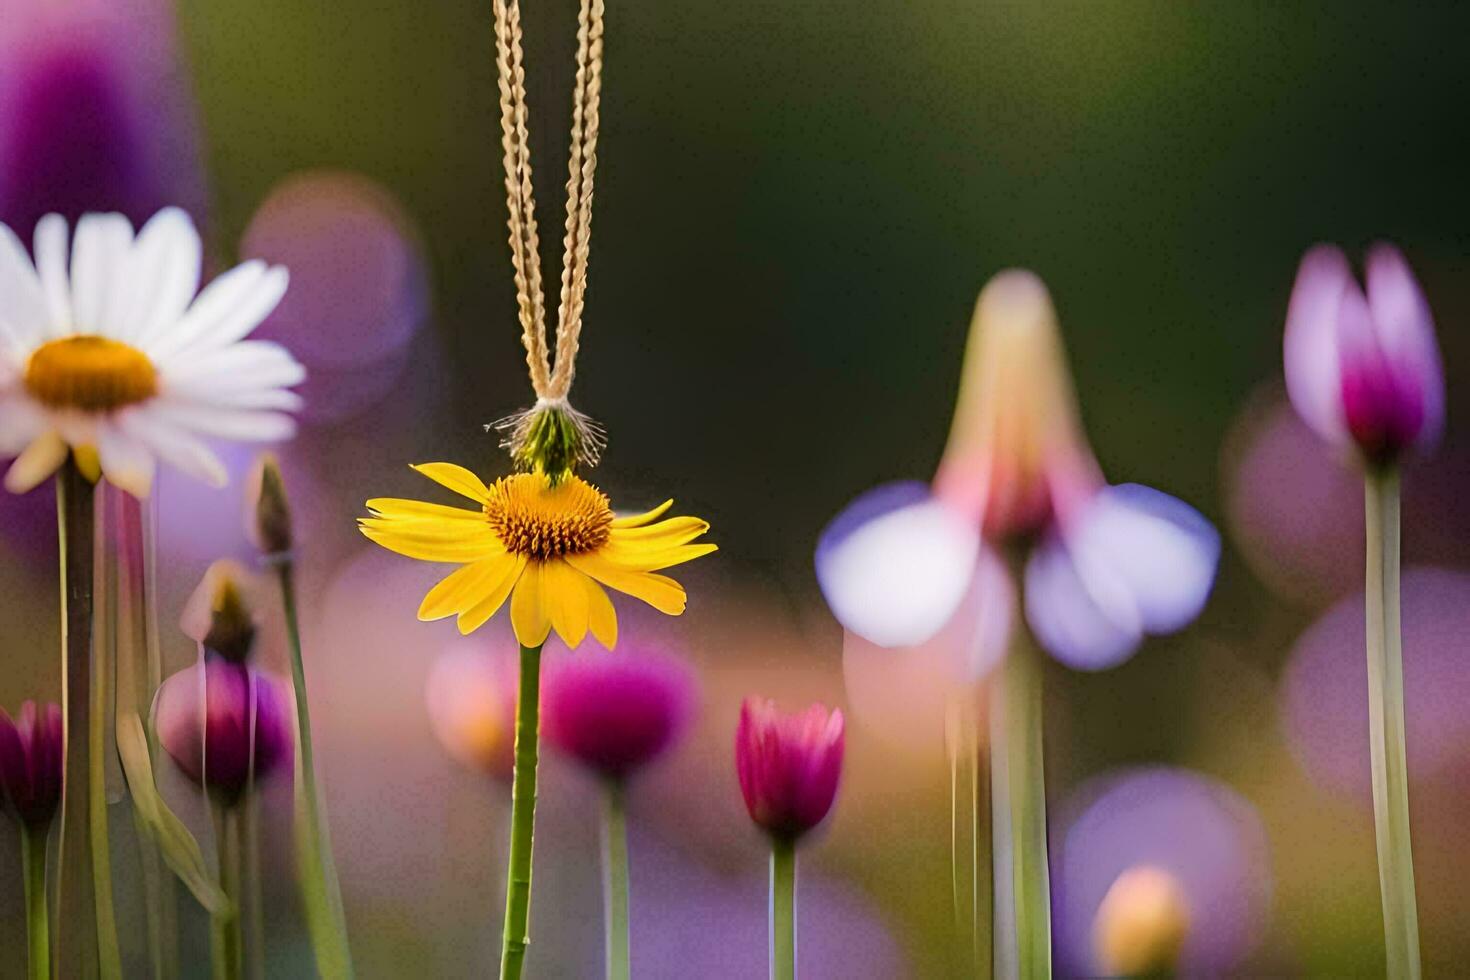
[0,0,207,235]
[1364,243,1443,449]
[816,482,980,648]
[1024,531,1142,671]
[1282,244,1352,447]
[1280,567,1470,799]
[1053,767,1271,978]
[243,171,428,372]
[1068,484,1219,635]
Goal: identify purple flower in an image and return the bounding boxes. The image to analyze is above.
[155,660,291,804]
[1284,244,1443,465]
[0,700,63,829]
[543,644,696,782]
[0,0,207,237]
[817,270,1219,671]
[735,699,844,842]
[1052,767,1272,977]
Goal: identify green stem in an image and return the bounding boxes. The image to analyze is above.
[89,515,121,980]
[274,562,354,978]
[602,781,630,980]
[990,630,1052,980]
[769,837,796,980]
[948,701,984,974]
[499,643,543,980]
[1364,467,1421,980]
[22,827,50,980]
[212,805,244,980]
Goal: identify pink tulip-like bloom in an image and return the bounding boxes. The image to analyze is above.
[543,645,697,782]
[736,699,844,842]
[817,270,1219,670]
[1284,243,1443,466]
[155,660,291,804]
[0,700,63,829]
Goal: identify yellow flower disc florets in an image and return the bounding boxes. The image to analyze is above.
[24,335,158,412]
[482,472,613,560]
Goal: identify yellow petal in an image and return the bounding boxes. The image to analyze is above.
[419,554,515,621]
[411,462,491,503]
[366,497,484,522]
[457,555,527,634]
[585,577,618,649]
[542,560,591,649]
[598,540,718,572]
[565,551,688,615]
[610,516,710,547]
[73,445,102,483]
[509,561,552,647]
[610,499,673,528]
[5,432,68,493]
[359,522,504,563]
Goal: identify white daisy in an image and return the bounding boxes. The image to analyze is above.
[0,208,303,498]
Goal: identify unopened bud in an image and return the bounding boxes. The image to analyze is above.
[1093,865,1190,978]
[182,561,260,663]
[247,454,293,556]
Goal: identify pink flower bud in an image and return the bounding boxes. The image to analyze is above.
[1284,243,1443,465]
[155,661,291,804]
[543,644,696,782]
[0,700,63,829]
[735,698,844,842]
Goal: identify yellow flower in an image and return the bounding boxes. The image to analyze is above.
[359,465,716,649]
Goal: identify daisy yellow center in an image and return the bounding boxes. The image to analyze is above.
[24,335,158,412]
[483,472,613,559]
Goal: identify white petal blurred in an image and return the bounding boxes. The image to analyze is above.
[1282,244,1351,447]
[816,481,980,648]
[32,213,72,336]
[1069,484,1219,635]
[1024,531,1142,671]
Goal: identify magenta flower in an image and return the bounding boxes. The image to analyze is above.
[735,699,844,841]
[817,270,1219,670]
[155,660,291,804]
[1284,243,1443,465]
[543,644,696,782]
[0,700,63,829]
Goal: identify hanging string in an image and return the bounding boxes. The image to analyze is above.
[492,0,606,403]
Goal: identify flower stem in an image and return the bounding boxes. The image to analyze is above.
[21,826,50,980]
[1364,467,1421,980]
[500,643,544,980]
[273,561,354,978]
[55,462,122,978]
[989,630,1051,980]
[211,805,244,980]
[769,837,796,980]
[602,780,630,980]
[948,700,984,973]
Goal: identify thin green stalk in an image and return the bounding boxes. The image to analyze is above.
[1365,467,1421,980]
[242,783,266,980]
[948,701,983,974]
[22,827,50,980]
[602,781,630,980]
[274,561,353,978]
[212,805,244,980]
[769,837,796,980]
[89,549,122,980]
[990,631,1051,980]
[500,643,544,980]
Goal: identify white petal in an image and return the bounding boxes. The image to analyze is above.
[119,412,227,487]
[1066,484,1220,635]
[150,262,288,360]
[70,213,135,335]
[0,395,45,454]
[33,215,74,337]
[151,401,297,442]
[96,425,157,498]
[161,339,305,390]
[4,431,68,493]
[816,481,981,647]
[0,223,50,343]
[120,208,202,346]
[1024,532,1142,671]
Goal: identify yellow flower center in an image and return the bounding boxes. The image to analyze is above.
[24,335,158,412]
[483,472,613,559]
